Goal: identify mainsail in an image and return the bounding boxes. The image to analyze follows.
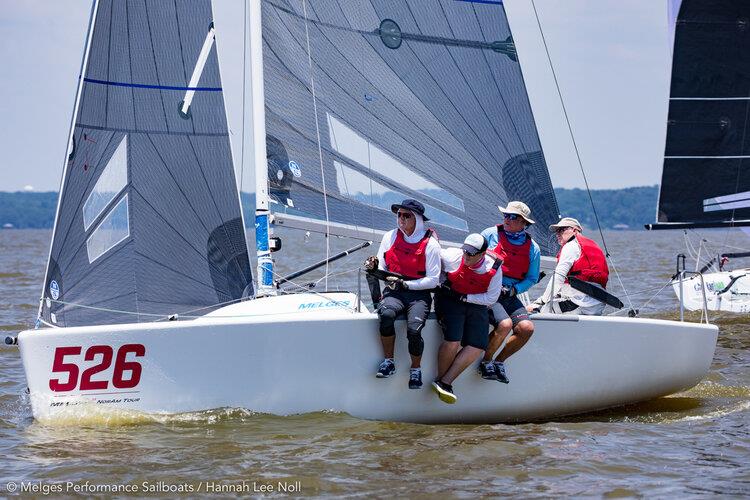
[40,0,252,327]
[259,0,559,253]
[650,0,750,229]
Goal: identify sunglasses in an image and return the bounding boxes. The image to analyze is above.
[397,211,414,219]
[555,227,572,234]
[503,213,520,221]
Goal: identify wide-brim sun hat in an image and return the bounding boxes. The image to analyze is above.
[498,200,534,224]
[391,198,429,221]
[549,217,582,232]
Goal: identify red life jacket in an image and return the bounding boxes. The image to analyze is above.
[383,229,434,280]
[491,226,531,280]
[447,253,502,295]
[557,234,609,288]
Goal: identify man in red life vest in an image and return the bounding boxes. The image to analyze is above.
[479,201,540,384]
[364,199,441,390]
[431,234,503,404]
[528,217,609,315]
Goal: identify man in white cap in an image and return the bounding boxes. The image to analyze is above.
[364,199,441,390]
[479,201,540,384]
[431,234,503,404]
[528,217,608,315]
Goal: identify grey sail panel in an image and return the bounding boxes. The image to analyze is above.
[261,0,559,253]
[656,0,750,227]
[41,0,252,328]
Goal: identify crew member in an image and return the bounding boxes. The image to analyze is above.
[431,234,503,404]
[364,199,440,390]
[528,217,608,315]
[479,201,540,384]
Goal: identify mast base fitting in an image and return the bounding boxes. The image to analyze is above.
[269,237,282,252]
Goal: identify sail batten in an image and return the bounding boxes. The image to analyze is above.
[261,0,559,253]
[40,0,252,328]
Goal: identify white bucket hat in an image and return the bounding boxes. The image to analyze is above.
[549,217,582,231]
[498,201,534,224]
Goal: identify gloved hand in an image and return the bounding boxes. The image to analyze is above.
[364,256,379,271]
[385,276,408,290]
[440,283,466,302]
[500,286,516,299]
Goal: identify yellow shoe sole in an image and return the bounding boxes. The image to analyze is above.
[431,381,457,404]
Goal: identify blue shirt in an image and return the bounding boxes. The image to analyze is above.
[480,226,541,294]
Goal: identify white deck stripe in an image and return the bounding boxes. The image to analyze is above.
[670,97,750,101]
[181,26,215,115]
[666,155,750,159]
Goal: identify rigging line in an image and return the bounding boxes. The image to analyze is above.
[301,0,331,291]
[239,0,248,200]
[529,0,634,311]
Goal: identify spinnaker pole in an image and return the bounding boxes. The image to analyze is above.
[249,0,274,296]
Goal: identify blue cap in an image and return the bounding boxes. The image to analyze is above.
[391,199,429,221]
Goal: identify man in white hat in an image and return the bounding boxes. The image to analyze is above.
[431,234,503,404]
[478,201,540,384]
[528,217,609,315]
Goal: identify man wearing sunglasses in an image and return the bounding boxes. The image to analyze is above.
[364,199,441,389]
[528,217,608,315]
[479,201,540,384]
[431,234,504,404]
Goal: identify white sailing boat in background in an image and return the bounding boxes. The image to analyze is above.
[647,0,750,313]
[16,0,716,423]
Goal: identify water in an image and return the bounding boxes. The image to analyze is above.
[1,229,749,497]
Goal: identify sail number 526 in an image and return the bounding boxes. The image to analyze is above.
[49,344,145,392]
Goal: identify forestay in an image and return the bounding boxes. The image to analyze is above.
[40,0,252,328]
[653,0,750,229]
[260,0,559,252]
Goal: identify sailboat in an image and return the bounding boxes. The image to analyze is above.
[646,0,750,312]
[15,0,716,424]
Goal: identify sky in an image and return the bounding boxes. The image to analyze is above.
[0,0,671,193]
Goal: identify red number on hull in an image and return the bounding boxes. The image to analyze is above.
[113,344,145,389]
[79,345,114,390]
[49,346,82,392]
[48,344,145,392]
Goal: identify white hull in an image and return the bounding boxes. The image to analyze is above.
[18,293,718,424]
[672,269,750,312]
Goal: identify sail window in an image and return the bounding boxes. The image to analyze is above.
[327,114,465,211]
[703,190,750,212]
[379,19,402,50]
[86,195,130,263]
[335,161,468,231]
[83,136,128,230]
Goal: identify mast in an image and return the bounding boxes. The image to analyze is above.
[249,0,274,295]
[37,0,99,325]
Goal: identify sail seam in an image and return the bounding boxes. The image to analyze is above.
[75,122,228,137]
[82,79,222,92]
[143,0,171,133]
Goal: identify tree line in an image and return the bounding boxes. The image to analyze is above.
[0,186,658,230]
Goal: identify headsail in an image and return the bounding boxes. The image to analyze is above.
[649,0,750,230]
[259,0,559,253]
[40,0,252,327]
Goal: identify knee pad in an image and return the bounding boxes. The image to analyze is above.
[406,330,424,357]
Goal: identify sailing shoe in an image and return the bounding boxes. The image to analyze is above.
[478,361,498,380]
[376,359,395,378]
[494,361,510,384]
[408,368,422,389]
[431,380,457,404]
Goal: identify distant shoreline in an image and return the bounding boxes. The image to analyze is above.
[0,186,658,230]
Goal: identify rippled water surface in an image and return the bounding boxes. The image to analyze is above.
[1,229,749,497]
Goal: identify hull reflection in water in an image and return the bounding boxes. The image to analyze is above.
[18,293,717,424]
